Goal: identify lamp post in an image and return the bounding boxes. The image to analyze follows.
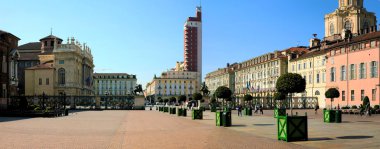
[42,92,46,109]
[105,91,109,110]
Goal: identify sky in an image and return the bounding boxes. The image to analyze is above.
[1,0,379,88]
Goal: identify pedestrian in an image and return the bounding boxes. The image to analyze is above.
[259,105,263,115]
[237,105,242,117]
[254,104,258,114]
[315,104,319,114]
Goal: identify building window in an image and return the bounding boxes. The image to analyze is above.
[51,41,54,47]
[322,58,326,65]
[315,90,320,95]
[322,72,326,83]
[39,78,42,85]
[372,89,376,101]
[341,65,346,81]
[59,60,64,64]
[344,21,352,31]
[361,90,365,101]
[359,63,366,79]
[298,64,301,70]
[350,64,356,80]
[304,63,306,69]
[370,61,378,78]
[348,0,352,5]
[330,67,336,82]
[371,41,376,48]
[330,23,335,35]
[316,73,320,83]
[292,65,295,71]
[351,90,355,101]
[342,91,346,101]
[46,78,49,85]
[309,62,312,68]
[58,68,65,85]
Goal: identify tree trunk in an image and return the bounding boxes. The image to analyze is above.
[290,94,293,116]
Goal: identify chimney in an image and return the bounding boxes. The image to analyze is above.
[227,63,230,67]
[309,34,320,47]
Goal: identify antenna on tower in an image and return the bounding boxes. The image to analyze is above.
[50,28,53,35]
[200,0,202,7]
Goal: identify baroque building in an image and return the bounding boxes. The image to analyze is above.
[205,63,238,96]
[25,35,94,96]
[325,0,377,38]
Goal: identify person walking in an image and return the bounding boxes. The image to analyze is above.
[237,105,242,117]
[315,104,319,114]
[259,105,263,115]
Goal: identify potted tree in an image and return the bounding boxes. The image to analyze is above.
[163,99,169,113]
[273,92,286,118]
[209,95,217,112]
[361,96,371,116]
[169,97,177,115]
[215,86,232,127]
[191,93,203,120]
[177,95,187,116]
[158,98,164,112]
[324,88,340,123]
[276,73,308,142]
[243,94,253,116]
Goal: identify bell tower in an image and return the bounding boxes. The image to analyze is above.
[325,0,377,38]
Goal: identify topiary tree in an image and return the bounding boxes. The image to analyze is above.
[276,73,306,115]
[178,95,187,107]
[169,97,177,106]
[163,99,169,106]
[215,86,232,108]
[325,88,340,110]
[243,94,253,108]
[273,92,286,108]
[192,93,203,108]
[363,96,370,110]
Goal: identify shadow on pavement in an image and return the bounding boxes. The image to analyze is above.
[356,121,373,123]
[0,117,33,122]
[336,136,374,139]
[308,137,335,141]
[253,124,275,126]
[232,124,246,127]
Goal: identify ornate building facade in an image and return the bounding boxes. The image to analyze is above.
[25,35,94,96]
[325,0,377,38]
[205,63,238,96]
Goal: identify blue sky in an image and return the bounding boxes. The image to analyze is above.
[1,0,379,88]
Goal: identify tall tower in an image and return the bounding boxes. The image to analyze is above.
[184,6,202,88]
[325,0,377,38]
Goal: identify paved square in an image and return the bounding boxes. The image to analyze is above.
[0,109,379,149]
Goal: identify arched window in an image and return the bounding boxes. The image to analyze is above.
[330,23,335,35]
[348,0,352,5]
[344,21,352,31]
[58,68,65,85]
[315,90,320,95]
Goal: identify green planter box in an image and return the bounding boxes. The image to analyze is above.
[335,110,342,123]
[323,110,336,123]
[169,107,176,114]
[211,106,217,112]
[274,108,286,118]
[222,111,232,127]
[192,109,203,120]
[159,107,163,112]
[244,108,252,116]
[163,107,169,113]
[182,109,187,117]
[277,115,308,142]
[216,111,223,126]
[177,108,183,116]
[224,107,231,112]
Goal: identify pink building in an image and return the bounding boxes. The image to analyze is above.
[326,31,380,108]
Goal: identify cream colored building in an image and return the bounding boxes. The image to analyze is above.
[145,70,199,101]
[325,0,377,38]
[234,48,306,99]
[25,35,94,96]
[288,39,328,108]
[205,63,238,95]
[93,73,137,96]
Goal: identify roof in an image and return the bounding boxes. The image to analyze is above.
[0,29,20,40]
[290,49,328,62]
[94,73,130,76]
[39,35,63,41]
[18,52,40,61]
[327,31,380,49]
[25,63,54,70]
[18,42,41,50]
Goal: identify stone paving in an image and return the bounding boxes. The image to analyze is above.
[0,108,379,149]
[0,110,304,149]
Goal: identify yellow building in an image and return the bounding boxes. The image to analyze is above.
[25,64,54,95]
[205,63,238,95]
[24,35,94,96]
[145,70,198,101]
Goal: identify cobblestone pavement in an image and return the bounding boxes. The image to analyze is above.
[0,110,305,149]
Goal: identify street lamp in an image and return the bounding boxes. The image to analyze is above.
[105,91,109,109]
